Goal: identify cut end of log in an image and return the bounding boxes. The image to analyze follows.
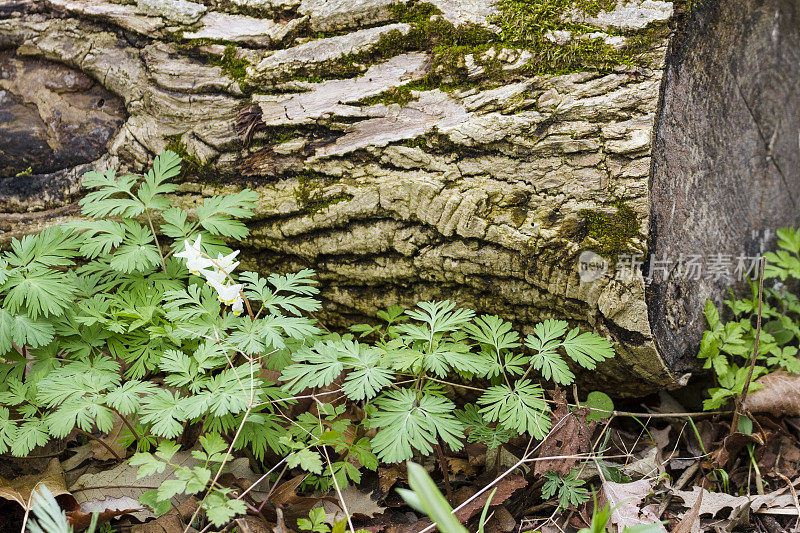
[648,0,800,375]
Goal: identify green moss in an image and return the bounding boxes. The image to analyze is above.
[205,45,257,94]
[358,86,415,106]
[164,134,210,178]
[402,137,428,149]
[293,172,352,216]
[578,202,642,257]
[198,0,669,100]
[495,0,662,75]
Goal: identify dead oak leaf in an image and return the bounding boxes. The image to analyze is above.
[599,479,665,532]
[447,458,476,478]
[70,450,200,522]
[534,389,596,476]
[453,475,527,524]
[67,507,140,530]
[323,487,386,521]
[671,489,702,533]
[743,370,800,416]
[0,458,76,511]
[673,485,798,518]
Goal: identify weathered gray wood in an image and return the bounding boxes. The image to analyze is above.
[649,0,800,375]
[0,0,797,394]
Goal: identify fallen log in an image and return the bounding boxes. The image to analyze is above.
[0,0,798,394]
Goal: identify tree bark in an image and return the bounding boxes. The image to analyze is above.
[0,0,797,394]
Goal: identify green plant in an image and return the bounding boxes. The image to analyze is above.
[285,311,615,464]
[297,508,330,533]
[1,152,620,530]
[27,485,98,533]
[398,461,496,533]
[0,151,324,523]
[131,435,247,526]
[699,228,800,409]
[542,470,590,509]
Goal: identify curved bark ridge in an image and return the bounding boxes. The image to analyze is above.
[0,0,678,391]
[0,52,125,210]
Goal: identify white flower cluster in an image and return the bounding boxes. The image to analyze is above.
[175,235,245,316]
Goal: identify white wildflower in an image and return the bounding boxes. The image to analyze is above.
[207,278,244,305]
[231,297,244,316]
[213,250,240,276]
[174,234,213,274]
[202,267,228,286]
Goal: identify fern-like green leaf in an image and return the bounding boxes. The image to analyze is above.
[196,190,258,239]
[3,267,75,318]
[478,379,551,439]
[137,150,180,210]
[139,390,186,439]
[339,341,393,401]
[79,169,144,219]
[560,328,614,370]
[12,418,49,456]
[371,389,463,463]
[280,341,344,393]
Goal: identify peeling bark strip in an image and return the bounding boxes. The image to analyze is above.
[0,0,796,394]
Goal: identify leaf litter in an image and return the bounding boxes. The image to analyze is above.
[8,369,800,532]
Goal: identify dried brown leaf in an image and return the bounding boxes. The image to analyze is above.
[622,446,663,479]
[453,475,527,523]
[323,487,386,520]
[0,458,76,511]
[672,488,702,533]
[132,496,199,533]
[263,474,333,522]
[758,434,800,479]
[67,507,139,529]
[711,432,763,468]
[90,412,129,461]
[673,485,798,518]
[447,458,476,478]
[70,450,199,522]
[377,466,404,497]
[598,479,665,532]
[235,515,273,533]
[743,370,800,416]
[534,390,596,476]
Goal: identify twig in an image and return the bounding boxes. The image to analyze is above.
[108,406,140,445]
[418,413,572,533]
[732,256,766,434]
[322,445,357,533]
[19,490,34,533]
[434,440,453,502]
[778,473,800,532]
[75,428,123,462]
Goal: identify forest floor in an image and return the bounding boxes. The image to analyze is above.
[3,374,800,533]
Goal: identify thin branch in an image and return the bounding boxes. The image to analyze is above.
[146,212,168,274]
[75,428,123,462]
[434,440,453,502]
[108,406,140,445]
[732,256,766,433]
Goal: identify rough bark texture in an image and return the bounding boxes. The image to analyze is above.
[0,0,796,394]
[648,0,800,374]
